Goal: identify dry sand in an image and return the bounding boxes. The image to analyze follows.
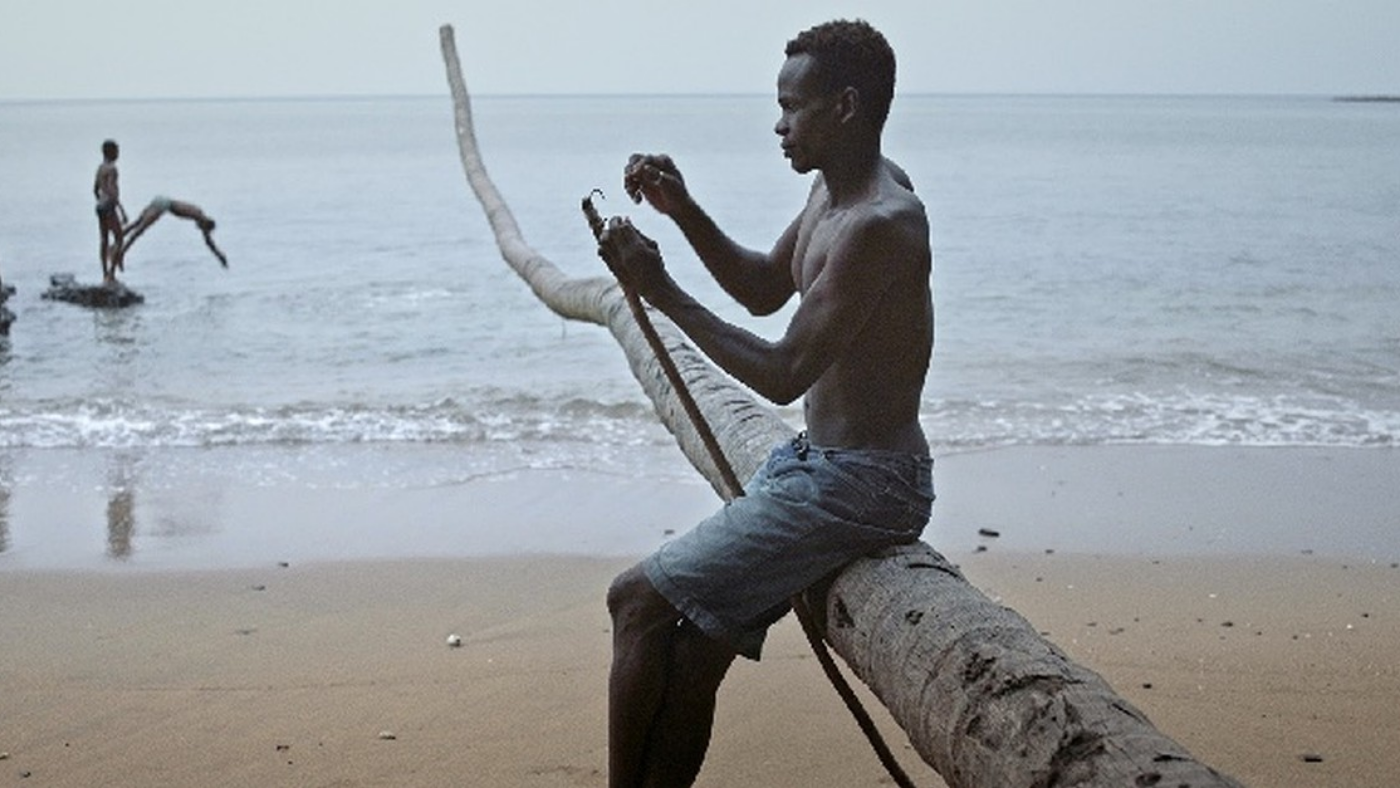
[2,445,1397,786]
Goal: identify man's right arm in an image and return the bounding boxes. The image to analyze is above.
[625,153,796,316]
[671,200,798,316]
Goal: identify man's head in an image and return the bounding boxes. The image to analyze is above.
[784,19,896,133]
[101,139,119,161]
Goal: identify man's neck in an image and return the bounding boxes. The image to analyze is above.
[819,140,883,208]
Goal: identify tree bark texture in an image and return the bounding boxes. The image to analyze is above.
[439,25,1241,788]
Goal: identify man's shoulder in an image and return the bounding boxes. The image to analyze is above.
[831,185,929,280]
[854,185,928,246]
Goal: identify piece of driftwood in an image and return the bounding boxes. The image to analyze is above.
[438,24,1242,787]
[42,273,144,308]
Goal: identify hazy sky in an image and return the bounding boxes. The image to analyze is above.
[2,0,1397,100]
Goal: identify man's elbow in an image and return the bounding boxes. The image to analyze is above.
[744,290,791,318]
[764,386,802,406]
[746,301,782,318]
[736,273,794,317]
[760,368,809,405]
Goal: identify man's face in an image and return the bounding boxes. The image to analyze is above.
[774,54,838,174]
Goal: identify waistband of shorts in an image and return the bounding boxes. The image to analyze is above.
[784,431,933,470]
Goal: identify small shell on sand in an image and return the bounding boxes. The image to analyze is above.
[446,633,463,648]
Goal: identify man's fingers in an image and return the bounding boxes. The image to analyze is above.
[624,153,676,203]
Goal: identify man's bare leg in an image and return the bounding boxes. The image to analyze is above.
[640,622,735,786]
[99,215,121,282]
[99,226,111,281]
[607,565,735,788]
[116,211,159,271]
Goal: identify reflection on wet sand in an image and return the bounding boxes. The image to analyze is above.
[106,454,137,560]
[0,465,11,556]
[0,352,8,554]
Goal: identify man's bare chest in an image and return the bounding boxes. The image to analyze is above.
[791,209,849,292]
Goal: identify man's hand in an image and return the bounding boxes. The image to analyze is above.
[624,153,690,216]
[597,216,668,301]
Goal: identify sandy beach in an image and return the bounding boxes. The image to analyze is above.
[2,445,1398,786]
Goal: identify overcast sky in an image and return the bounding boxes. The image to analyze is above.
[2,0,1397,100]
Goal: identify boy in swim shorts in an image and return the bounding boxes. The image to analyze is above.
[93,139,126,283]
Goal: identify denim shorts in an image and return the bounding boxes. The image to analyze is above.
[643,433,934,660]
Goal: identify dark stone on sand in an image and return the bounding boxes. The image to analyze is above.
[41,273,144,308]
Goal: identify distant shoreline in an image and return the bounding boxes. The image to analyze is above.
[3,92,1394,106]
[1334,95,1400,103]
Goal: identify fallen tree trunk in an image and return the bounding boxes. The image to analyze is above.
[439,24,1241,788]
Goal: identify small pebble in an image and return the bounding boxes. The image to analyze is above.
[446,634,463,648]
[378,731,397,741]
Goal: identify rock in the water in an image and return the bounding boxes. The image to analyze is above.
[0,281,15,334]
[41,273,144,308]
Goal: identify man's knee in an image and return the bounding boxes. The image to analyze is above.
[607,564,676,630]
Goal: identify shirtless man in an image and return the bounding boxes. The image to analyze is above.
[93,140,127,283]
[596,19,933,787]
[115,196,229,271]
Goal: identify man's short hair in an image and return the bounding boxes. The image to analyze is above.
[785,19,896,132]
[101,139,119,159]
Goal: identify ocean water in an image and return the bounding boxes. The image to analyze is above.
[1,93,1397,565]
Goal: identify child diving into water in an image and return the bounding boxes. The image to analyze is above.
[113,196,229,275]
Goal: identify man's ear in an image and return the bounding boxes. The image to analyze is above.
[834,86,859,125]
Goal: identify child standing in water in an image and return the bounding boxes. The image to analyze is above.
[93,139,127,283]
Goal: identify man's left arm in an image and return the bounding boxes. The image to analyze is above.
[601,215,906,405]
